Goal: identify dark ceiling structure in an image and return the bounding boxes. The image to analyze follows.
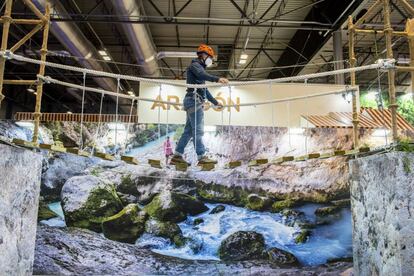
[1,0,413,118]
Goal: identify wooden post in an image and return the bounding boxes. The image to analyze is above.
[383,0,399,142]
[348,16,359,149]
[0,0,13,110]
[32,2,51,144]
[406,19,414,103]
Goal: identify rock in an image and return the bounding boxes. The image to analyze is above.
[34,224,353,275]
[1,143,42,275]
[38,200,58,221]
[209,205,225,214]
[271,199,297,212]
[246,194,273,211]
[331,198,351,207]
[61,175,123,232]
[145,219,185,247]
[116,173,160,204]
[218,231,266,261]
[101,204,147,244]
[144,191,208,222]
[294,229,311,244]
[193,218,204,225]
[315,205,341,216]
[117,192,138,205]
[267,247,299,266]
[196,183,249,206]
[280,209,307,227]
[41,153,95,201]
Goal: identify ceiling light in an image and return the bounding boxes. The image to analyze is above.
[102,56,111,61]
[98,50,107,56]
[239,59,247,64]
[240,54,248,59]
[67,111,72,114]
[127,91,134,95]
[27,88,35,93]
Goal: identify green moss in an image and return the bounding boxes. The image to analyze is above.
[144,192,208,222]
[314,205,341,216]
[196,183,250,206]
[403,156,412,174]
[102,204,147,243]
[271,199,297,212]
[145,219,185,247]
[396,138,414,152]
[90,167,102,177]
[295,229,311,244]
[246,194,273,211]
[64,184,124,232]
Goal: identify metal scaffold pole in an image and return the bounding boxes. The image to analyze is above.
[383,0,399,142]
[348,15,360,149]
[0,0,13,110]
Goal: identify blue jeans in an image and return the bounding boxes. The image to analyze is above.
[175,95,205,158]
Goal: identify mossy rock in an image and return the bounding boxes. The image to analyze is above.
[246,194,273,211]
[315,205,341,216]
[331,199,351,208]
[193,218,204,225]
[196,183,249,206]
[267,247,299,266]
[294,229,311,244]
[38,200,59,221]
[101,204,147,243]
[271,199,297,213]
[218,231,266,261]
[209,205,225,214]
[117,173,160,204]
[61,175,124,232]
[144,191,208,222]
[145,219,185,247]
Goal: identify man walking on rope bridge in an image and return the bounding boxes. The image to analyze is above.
[171,44,229,166]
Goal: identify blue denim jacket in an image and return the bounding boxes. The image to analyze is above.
[185,59,219,109]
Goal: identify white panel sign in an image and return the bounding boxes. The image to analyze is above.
[138,81,357,127]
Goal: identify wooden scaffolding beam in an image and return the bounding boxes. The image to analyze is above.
[0,0,52,146]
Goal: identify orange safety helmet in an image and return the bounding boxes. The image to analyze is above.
[197,44,215,57]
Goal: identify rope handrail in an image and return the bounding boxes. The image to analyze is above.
[38,75,357,108]
[1,51,395,89]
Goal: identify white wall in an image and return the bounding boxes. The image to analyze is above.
[138,81,358,127]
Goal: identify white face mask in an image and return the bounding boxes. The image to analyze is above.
[204,57,213,67]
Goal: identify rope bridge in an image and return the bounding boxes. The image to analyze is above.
[0,50,397,172]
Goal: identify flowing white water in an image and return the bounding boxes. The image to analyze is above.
[45,201,352,266]
[136,203,352,266]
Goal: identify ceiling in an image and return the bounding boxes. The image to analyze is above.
[1,0,414,117]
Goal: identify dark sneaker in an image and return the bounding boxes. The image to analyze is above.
[170,155,190,166]
[197,156,218,165]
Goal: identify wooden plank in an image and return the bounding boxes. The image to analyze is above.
[273,156,294,164]
[295,153,320,161]
[358,146,370,153]
[93,151,115,160]
[227,160,242,168]
[248,158,269,167]
[148,159,162,169]
[12,138,37,148]
[67,148,90,157]
[39,143,67,153]
[334,149,346,156]
[200,163,215,171]
[344,149,358,156]
[175,163,188,172]
[121,155,138,165]
[319,152,334,159]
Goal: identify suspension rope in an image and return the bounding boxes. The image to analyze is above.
[115,78,120,151]
[3,51,393,88]
[124,98,135,154]
[287,100,292,151]
[91,93,104,154]
[37,74,359,108]
[157,84,162,142]
[228,86,232,139]
[304,79,309,155]
[79,72,86,150]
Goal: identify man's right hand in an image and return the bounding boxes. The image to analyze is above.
[218,78,229,84]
